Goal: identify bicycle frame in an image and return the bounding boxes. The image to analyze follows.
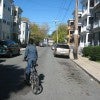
[29,61,40,94]
[24,59,43,95]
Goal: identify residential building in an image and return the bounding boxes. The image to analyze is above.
[0,0,14,40]
[19,21,30,46]
[91,0,100,45]
[12,5,22,42]
[0,18,1,39]
[48,38,54,46]
[73,10,82,42]
[80,0,94,47]
[67,19,75,45]
[67,11,82,46]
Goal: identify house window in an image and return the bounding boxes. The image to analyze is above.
[14,11,17,16]
[89,17,93,24]
[13,22,17,26]
[8,7,11,11]
[4,3,6,8]
[7,21,10,25]
[70,22,74,26]
[3,19,6,24]
[90,0,94,7]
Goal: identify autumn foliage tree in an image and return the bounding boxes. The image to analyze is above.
[29,23,49,45]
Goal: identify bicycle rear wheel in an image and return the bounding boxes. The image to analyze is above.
[33,83,43,95]
[31,72,39,94]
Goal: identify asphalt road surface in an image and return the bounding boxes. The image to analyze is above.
[0,47,100,100]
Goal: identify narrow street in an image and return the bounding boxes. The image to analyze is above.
[0,47,100,100]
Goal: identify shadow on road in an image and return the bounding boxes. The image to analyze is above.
[0,64,26,100]
[54,55,70,59]
[0,59,6,63]
[38,73,45,94]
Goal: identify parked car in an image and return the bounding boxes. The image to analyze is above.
[51,44,56,50]
[39,42,46,47]
[0,40,20,57]
[53,44,70,57]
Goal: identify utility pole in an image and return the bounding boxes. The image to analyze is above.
[73,0,78,59]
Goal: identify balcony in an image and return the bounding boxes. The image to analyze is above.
[78,22,82,26]
[81,26,87,32]
[82,9,88,17]
[93,20,100,29]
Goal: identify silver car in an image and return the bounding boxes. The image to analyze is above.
[53,44,70,57]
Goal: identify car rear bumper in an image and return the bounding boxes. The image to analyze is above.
[54,51,70,56]
[0,52,9,57]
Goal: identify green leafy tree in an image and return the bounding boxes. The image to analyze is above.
[58,24,68,43]
[29,23,49,45]
[51,23,68,43]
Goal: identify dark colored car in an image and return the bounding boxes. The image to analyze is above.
[0,40,20,57]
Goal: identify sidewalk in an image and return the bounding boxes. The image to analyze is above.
[70,52,100,83]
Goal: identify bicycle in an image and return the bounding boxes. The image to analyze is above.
[26,60,43,95]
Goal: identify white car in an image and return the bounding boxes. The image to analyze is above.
[53,44,70,58]
[51,44,56,50]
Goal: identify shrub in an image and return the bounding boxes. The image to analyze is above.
[82,46,100,61]
[82,46,92,57]
[89,46,100,61]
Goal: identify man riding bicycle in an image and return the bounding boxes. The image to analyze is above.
[24,38,38,82]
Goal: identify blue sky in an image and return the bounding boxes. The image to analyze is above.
[14,0,76,34]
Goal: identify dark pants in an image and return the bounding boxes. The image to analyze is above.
[26,59,36,75]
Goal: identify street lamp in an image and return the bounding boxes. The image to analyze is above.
[53,20,59,43]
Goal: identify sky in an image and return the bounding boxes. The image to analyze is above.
[14,0,76,34]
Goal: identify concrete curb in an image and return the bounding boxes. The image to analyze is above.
[71,59,100,84]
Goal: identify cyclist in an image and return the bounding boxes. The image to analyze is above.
[24,38,38,82]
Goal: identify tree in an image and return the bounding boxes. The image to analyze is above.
[52,30,57,43]
[29,23,49,45]
[51,23,68,43]
[58,24,68,43]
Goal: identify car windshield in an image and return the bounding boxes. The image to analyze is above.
[57,44,69,49]
[6,40,15,45]
[0,40,15,46]
[0,41,7,45]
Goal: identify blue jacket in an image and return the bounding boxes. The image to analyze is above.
[24,44,38,61]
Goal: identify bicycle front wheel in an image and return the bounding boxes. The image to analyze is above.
[33,83,43,95]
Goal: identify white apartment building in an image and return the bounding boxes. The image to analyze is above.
[12,6,22,42]
[73,10,82,35]
[19,21,30,45]
[0,0,13,40]
[80,0,94,47]
[91,0,100,45]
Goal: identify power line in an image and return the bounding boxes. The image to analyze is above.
[55,0,67,20]
[61,0,73,22]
